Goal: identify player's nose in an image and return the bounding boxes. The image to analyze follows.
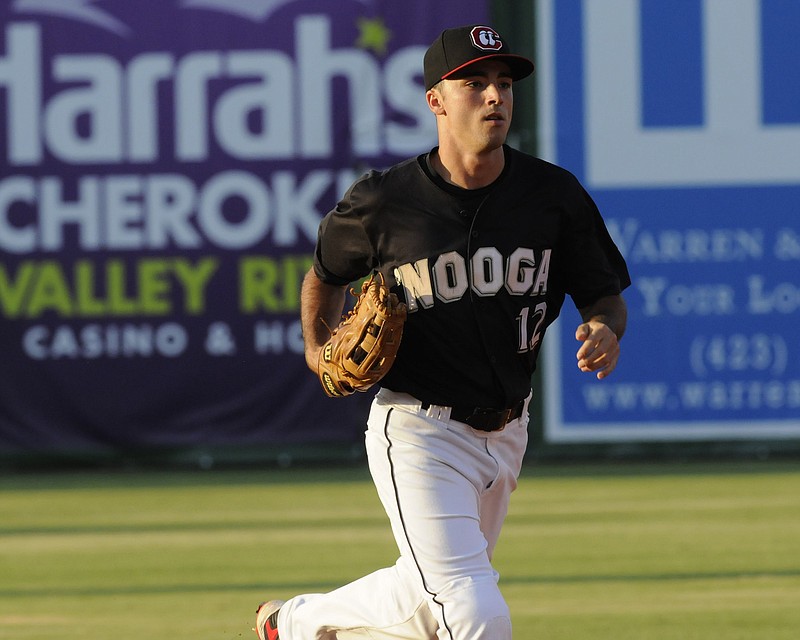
[485,83,504,104]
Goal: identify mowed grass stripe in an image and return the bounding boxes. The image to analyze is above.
[1,460,799,640]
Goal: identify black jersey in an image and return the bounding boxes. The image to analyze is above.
[313,145,631,408]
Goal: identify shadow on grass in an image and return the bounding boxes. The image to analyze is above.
[4,567,800,599]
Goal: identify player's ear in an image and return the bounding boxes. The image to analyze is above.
[427,86,446,115]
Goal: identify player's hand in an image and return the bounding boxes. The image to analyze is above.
[575,320,620,379]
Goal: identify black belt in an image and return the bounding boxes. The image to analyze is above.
[420,400,526,432]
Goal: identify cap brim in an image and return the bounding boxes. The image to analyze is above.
[441,54,535,83]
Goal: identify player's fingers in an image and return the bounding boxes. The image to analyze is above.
[576,321,620,377]
[576,330,613,360]
[577,340,619,372]
[580,349,615,370]
[595,351,620,379]
[575,322,591,341]
[576,337,599,361]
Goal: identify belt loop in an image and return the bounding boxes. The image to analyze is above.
[420,402,451,422]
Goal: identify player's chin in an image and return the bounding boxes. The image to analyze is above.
[480,128,508,150]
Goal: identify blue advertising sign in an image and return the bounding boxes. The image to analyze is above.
[0,0,490,453]
[538,0,800,441]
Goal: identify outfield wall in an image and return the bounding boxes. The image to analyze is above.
[533,0,800,446]
[1,0,797,463]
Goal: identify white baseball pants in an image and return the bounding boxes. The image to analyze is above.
[276,388,530,639]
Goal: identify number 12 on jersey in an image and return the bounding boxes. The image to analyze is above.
[517,302,547,353]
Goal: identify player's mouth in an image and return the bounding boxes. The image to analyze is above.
[484,111,506,123]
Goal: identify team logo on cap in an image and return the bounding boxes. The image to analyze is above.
[470,26,503,51]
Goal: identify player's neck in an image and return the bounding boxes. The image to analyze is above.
[432,145,505,190]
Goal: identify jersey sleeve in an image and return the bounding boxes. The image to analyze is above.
[560,180,631,309]
[312,173,379,286]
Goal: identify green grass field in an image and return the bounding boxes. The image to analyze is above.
[2,460,799,639]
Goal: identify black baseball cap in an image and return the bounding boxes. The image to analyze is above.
[423,25,534,91]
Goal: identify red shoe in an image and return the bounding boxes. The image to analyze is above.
[254,600,284,640]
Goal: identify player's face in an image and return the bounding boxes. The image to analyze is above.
[434,60,514,153]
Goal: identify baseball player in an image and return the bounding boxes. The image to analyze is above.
[256,24,630,640]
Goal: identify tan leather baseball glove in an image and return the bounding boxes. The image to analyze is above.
[317,273,407,397]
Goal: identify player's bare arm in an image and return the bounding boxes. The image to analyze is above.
[300,269,348,373]
[575,294,628,379]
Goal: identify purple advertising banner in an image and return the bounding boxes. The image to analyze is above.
[0,0,490,453]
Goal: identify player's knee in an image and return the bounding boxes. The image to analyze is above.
[481,615,512,639]
[457,612,511,640]
[443,582,511,640]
